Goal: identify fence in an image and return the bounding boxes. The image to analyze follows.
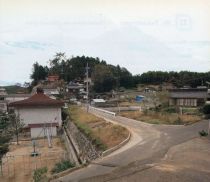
[0,151,68,182]
[88,106,116,117]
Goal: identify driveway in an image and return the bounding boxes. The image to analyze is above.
[53,110,210,182]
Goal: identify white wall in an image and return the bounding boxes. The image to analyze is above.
[16,107,62,126]
[0,102,7,112]
[31,127,57,138]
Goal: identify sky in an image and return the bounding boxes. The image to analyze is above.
[0,0,210,85]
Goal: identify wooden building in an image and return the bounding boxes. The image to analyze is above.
[169,88,210,107]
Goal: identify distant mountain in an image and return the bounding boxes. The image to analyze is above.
[0,80,16,86]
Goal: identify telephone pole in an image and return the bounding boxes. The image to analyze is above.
[85,63,90,112]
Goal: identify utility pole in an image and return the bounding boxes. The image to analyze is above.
[85,63,90,112]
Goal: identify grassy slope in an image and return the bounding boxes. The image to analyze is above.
[69,105,129,150]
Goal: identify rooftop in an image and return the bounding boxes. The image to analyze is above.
[9,92,64,107]
[169,88,209,99]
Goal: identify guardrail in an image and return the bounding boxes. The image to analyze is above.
[89,106,116,116]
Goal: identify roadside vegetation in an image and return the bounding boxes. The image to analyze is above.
[119,108,202,125]
[33,167,48,182]
[51,160,75,174]
[68,105,129,150]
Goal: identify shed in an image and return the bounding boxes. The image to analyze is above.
[91,99,106,107]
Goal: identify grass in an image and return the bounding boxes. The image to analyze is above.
[68,105,129,150]
[51,160,75,174]
[33,167,48,182]
[119,110,202,125]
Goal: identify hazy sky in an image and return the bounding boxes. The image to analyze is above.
[0,0,210,85]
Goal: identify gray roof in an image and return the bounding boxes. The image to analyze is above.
[169,88,209,99]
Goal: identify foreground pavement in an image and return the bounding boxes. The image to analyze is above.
[53,111,210,182]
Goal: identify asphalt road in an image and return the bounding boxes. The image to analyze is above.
[53,110,209,182]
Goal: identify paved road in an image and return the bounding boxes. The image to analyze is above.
[53,110,209,182]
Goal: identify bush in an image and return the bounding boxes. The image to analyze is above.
[199,130,208,137]
[92,137,107,151]
[62,109,68,121]
[162,107,176,113]
[203,104,210,115]
[33,167,48,182]
[51,160,75,174]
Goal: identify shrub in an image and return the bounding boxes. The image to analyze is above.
[92,137,107,151]
[162,107,176,113]
[51,160,75,174]
[199,130,208,137]
[174,116,182,125]
[33,167,48,182]
[203,104,210,115]
[62,109,68,121]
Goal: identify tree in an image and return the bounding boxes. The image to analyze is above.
[31,62,49,85]
[92,65,117,92]
[0,113,12,173]
[9,112,24,145]
[203,104,210,116]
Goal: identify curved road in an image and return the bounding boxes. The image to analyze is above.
[53,110,209,182]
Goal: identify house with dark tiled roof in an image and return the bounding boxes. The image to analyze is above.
[169,88,210,107]
[9,89,64,138]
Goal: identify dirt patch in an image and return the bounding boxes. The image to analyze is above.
[1,138,66,182]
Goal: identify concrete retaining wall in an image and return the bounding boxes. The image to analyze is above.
[66,121,101,162]
[102,132,131,157]
[62,129,80,166]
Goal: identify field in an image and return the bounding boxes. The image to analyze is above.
[69,105,129,150]
[119,110,202,125]
[1,138,67,182]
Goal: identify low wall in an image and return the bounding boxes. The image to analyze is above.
[62,129,80,166]
[102,132,131,157]
[103,106,141,112]
[66,121,101,162]
[89,106,116,116]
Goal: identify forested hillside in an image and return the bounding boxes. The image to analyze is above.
[30,53,210,92]
[30,53,134,92]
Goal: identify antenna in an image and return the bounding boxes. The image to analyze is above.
[85,63,90,112]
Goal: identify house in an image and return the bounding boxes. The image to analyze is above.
[43,88,60,98]
[67,82,84,93]
[0,88,7,96]
[47,75,59,82]
[32,84,61,99]
[0,88,30,112]
[0,88,7,112]
[169,88,210,107]
[91,99,106,107]
[9,89,64,138]
[0,101,7,113]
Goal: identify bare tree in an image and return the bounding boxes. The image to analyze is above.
[9,112,24,145]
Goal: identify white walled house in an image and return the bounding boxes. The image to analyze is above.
[9,91,64,138]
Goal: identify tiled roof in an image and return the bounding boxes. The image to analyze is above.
[169,88,209,99]
[9,93,64,107]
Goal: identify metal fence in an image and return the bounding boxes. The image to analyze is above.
[0,151,68,181]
